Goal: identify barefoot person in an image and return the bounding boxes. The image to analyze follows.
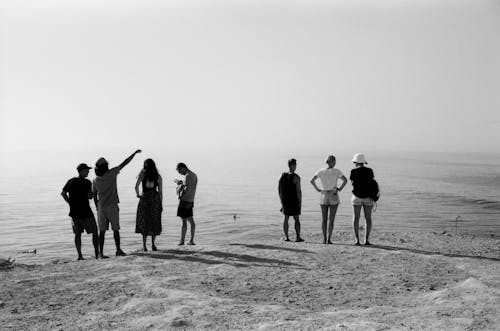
[278,158,304,242]
[176,163,197,245]
[135,159,163,252]
[61,163,99,260]
[310,155,347,244]
[93,149,142,258]
[350,153,375,245]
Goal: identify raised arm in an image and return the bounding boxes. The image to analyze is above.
[118,149,142,171]
[310,175,321,192]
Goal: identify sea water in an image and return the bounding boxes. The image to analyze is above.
[1,150,499,263]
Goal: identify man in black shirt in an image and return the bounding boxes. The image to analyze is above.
[61,163,99,260]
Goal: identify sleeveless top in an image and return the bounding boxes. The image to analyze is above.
[140,171,159,192]
[279,172,300,204]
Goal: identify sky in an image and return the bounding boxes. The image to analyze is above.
[1,0,499,156]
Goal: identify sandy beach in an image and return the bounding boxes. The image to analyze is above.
[1,231,499,330]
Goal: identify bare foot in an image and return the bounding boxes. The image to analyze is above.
[178,242,185,246]
[364,241,372,246]
[152,245,157,251]
[284,237,291,242]
[295,238,304,242]
[327,240,333,245]
[187,241,195,246]
[77,256,85,261]
[354,242,361,246]
[99,254,109,259]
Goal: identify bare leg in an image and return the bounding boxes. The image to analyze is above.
[320,205,329,244]
[187,217,196,245]
[92,232,99,259]
[283,215,290,241]
[179,218,187,245]
[352,205,362,245]
[142,234,147,251]
[99,231,109,258]
[75,233,83,260]
[363,204,373,245]
[327,204,339,244]
[152,235,157,251]
[293,215,303,242]
[114,230,124,255]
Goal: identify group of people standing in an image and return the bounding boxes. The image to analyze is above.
[62,150,377,260]
[61,150,197,260]
[279,153,377,246]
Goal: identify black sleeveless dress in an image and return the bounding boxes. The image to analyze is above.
[279,172,301,216]
[135,177,162,236]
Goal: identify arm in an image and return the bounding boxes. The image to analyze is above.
[278,175,284,204]
[338,175,348,192]
[310,175,321,192]
[158,175,163,203]
[118,149,142,171]
[61,191,70,204]
[92,184,99,210]
[135,172,143,198]
[297,177,302,205]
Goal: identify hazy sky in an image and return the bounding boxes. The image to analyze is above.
[1,0,499,154]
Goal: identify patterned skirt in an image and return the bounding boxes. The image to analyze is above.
[135,191,162,235]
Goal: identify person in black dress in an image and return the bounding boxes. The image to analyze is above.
[278,159,304,242]
[350,153,375,245]
[135,159,163,251]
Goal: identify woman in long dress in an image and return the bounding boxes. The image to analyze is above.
[135,159,163,251]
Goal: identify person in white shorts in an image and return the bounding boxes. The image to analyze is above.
[93,149,141,258]
[310,155,348,244]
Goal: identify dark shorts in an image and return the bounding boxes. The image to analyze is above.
[177,200,194,218]
[72,215,98,234]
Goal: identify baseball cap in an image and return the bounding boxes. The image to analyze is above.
[77,163,92,172]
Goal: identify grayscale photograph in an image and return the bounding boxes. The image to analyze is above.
[0,0,499,330]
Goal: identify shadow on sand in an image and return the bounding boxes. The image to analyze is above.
[132,249,308,269]
[228,243,313,254]
[359,244,500,262]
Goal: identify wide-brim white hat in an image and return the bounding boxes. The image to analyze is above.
[352,153,367,164]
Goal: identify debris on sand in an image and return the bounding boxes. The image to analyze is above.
[0,257,15,270]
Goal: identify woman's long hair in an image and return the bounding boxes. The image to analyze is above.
[142,159,159,184]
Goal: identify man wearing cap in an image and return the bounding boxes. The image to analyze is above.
[310,155,348,244]
[93,149,141,258]
[61,163,99,260]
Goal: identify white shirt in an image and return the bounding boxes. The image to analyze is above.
[314,167,344,191]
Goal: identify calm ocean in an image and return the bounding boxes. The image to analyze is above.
[1,150,499,263]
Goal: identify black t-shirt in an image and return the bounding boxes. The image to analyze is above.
[63,177,94,218]
[350,167,374,199]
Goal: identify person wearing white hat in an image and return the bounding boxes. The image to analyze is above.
[350,153,375,245]
[310,155,348,244]
[92,149,142,258]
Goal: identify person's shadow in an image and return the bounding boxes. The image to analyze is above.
[359,244,500,262]
[132,248,309,269]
